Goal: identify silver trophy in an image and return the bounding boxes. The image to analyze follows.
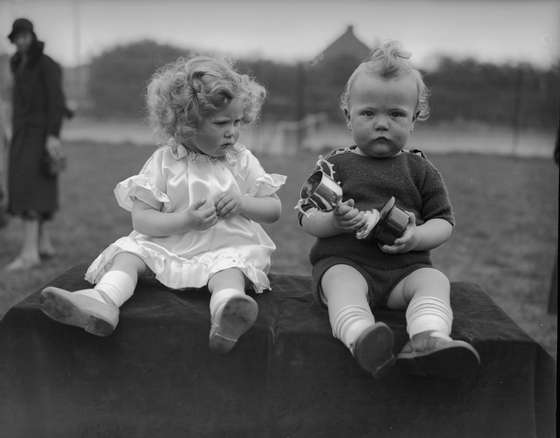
[296,157,409,244]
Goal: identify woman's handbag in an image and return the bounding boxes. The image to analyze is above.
[43,146,67,177]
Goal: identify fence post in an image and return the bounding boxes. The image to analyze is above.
[511,66,523,155]
[296,62,306,150]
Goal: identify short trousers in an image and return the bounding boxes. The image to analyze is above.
[311,256,432,308]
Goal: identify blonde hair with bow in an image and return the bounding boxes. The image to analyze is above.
[146,56,266,152]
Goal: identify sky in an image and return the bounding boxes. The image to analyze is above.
[0,0,558,68]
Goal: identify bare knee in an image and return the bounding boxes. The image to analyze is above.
[321,264,368,303]
[208,268,245,293]
[404,268,450,302]
[111,252,147,275]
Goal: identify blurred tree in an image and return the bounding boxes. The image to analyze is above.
[0,54,11,102]
[86,39,559,130]
[305,53,365,122]
[426,57,560,129]
[89,40,189,118]
[235,58,299,120]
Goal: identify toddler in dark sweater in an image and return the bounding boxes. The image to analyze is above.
[297,41,480,378]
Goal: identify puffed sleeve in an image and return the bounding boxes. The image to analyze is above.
[113,148,170,212]
[238,149,286,197]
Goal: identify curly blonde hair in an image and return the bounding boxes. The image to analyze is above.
[340,41,430,121]
[146,56,266,149]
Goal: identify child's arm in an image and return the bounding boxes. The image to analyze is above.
[380,214,452,254]
[240,194,282,223]
[300,199,367,238]
[131,199,217,237]
[215,192,281,223]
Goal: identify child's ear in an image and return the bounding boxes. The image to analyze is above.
[344,108,351,128]
[410,111,420,131]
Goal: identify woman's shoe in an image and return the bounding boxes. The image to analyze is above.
[4,256,40,271]
[209,294,258,354]
[39,248,57,259]
[352,322,396,377]
[40,287,119,336]
[397,332,480,379]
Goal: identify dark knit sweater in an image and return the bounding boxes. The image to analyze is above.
[301,146,455,270]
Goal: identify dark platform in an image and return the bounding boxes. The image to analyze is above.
[0,264,556,438]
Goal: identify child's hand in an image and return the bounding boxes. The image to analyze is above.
[333,199,367,233]
[184,200,218,231]
[379,211,419,254]
[215,191,243,218]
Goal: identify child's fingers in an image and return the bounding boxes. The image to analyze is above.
[215,199,225,213]
[339,214,363,229]
[215,193,231,210]
[344,212,362,225]
[200,205,217,219]
[340,207,360,221]
[192,199,208,210]
[201,215,218,229]
[335,199,354,215]
[392,215,416,245]
[354,214,368,230]
[204,210,218,225]
[335,205,350,216]
[218,200,235,217]
[379,243,405,254]
[407,211,416,225]
[393,228,413,245]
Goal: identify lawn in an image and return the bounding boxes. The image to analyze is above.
[0,140,557,358]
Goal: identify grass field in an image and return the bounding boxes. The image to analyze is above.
[0,139,557,358]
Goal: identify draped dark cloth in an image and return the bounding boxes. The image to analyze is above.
[0,264,555,438]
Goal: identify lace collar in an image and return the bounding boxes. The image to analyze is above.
[168,139,243,166]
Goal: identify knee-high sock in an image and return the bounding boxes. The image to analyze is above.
[406,295,453,338]
[209,288,243,318]
[89,270,136,307]
[329,304,375,352]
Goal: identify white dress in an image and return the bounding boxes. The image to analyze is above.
[85,142,286,293]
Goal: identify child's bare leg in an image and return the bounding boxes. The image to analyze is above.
[207,268,258,354]
[94,252,147,306]
[387,267,452,339]
[387,268,480,377]
[322,264,394,376]
[40,252,147,336]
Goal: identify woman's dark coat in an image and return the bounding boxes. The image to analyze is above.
[8,38,65,218]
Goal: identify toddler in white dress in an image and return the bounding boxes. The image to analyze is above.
[40,56,286,353]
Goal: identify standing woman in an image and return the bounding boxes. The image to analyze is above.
[4,18,66,271]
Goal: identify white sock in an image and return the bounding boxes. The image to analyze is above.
[406,295,453,338]
[93,270,136,307]
[75,288,112,304]
[329,304,375,352]
[209,288,243,318]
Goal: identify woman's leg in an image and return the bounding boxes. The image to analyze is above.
[38,219,56,257]
[207,268,258,354]
[4,217,40,270]
[40,252,147,336]
[321,264,394,376]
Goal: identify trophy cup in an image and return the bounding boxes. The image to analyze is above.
[296,157,409,244]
